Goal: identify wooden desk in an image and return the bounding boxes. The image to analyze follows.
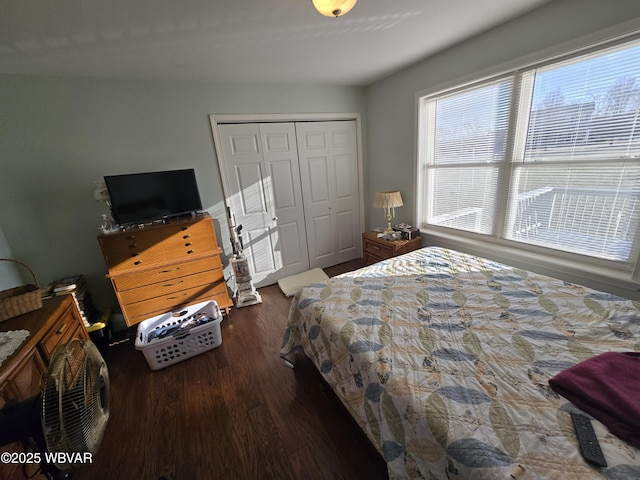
[0,295,88,480]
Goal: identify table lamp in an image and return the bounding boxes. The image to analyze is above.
[374,191,403,235]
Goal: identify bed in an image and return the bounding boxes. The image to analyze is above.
[280,246,640,479]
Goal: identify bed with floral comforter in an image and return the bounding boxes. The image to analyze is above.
[280,247,640,479]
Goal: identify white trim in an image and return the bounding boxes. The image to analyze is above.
[209,111,366,242]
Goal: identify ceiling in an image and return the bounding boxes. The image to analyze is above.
[0,0,551,86]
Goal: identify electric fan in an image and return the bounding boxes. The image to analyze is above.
[0,339,110,479]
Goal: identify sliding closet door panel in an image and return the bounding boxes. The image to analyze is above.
[218,123,279,286]
[297,120,361,269]
[218,122,308,287]
[261,123,309,277]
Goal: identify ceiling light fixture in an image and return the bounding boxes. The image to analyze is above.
[312,0,358,17]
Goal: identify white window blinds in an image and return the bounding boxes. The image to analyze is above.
[506,42,640,261]
[420,79,513,235]
[419,37,640,264]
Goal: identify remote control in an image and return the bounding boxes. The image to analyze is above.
[570,412,607,467]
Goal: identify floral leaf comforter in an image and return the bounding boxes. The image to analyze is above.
[280,247,640,479]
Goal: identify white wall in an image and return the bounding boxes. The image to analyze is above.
[365,0,640,298]
[0,225,24,290]
[0,75,366,310]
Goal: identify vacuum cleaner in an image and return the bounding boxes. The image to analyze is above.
[227,207,262,308]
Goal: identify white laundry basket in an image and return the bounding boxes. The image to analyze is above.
[135,300,222,370]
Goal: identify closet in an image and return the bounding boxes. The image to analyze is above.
[215,120,361,287]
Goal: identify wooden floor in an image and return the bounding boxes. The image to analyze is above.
[75,259,388,480]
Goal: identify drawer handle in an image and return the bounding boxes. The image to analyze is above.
[181,226,189,231]
[185,242,193,247]
[128,243,138,249]
[183,234,191,239]
[166,293,188,300]
[131,252,139,257]
[163,280,184,287]
[56,323,68,335]
[160,267,181,273]
[126,235,136,240]
[134,260,142,265]
[187,249,195,254]
[372,245,381,251]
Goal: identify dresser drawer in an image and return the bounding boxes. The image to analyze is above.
[125,289,231,326]
[99,218,218,272]
[39,304,85,362]
[118,268,224,304]
[99,223,183,255]
[112,256,222,292]
[363,238,393,260]
[122,281,228,323]
[102,236,217,272]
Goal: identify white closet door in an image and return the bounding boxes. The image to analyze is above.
[260,123,310,278]
[296,121,361,269]
[218,123,309,287]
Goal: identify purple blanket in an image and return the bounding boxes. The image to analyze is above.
[549,351,640,449]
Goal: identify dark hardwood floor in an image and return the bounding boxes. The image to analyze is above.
[75,259,388,480]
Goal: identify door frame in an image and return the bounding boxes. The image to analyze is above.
[209,112,366,256]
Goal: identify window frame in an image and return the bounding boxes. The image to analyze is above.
[415,30,640,293]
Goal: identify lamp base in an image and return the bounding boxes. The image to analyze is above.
[383,218,394,235]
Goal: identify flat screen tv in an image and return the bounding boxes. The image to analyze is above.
[104,168,203,226]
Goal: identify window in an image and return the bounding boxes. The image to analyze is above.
[418,38,640,266]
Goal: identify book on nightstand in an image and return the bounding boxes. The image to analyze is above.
[394,224,420,240]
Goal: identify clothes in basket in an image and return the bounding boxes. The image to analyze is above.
[135,300,222,370]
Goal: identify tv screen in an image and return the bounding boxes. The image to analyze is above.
[104,169,203,226]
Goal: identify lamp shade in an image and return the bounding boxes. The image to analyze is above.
[373,191,403,209]
[312,0,358,17]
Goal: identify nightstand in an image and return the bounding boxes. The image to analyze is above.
[362,231,422,265]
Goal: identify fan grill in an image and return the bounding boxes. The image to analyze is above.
[42,339,110,470]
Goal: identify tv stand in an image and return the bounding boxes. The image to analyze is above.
[97,213,232,326]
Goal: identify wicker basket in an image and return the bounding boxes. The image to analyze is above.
[0,258,43,322]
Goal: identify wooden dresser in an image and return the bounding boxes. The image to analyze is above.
[362,231,422,265]
[0,296,88,480]
[97,213,232,327]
